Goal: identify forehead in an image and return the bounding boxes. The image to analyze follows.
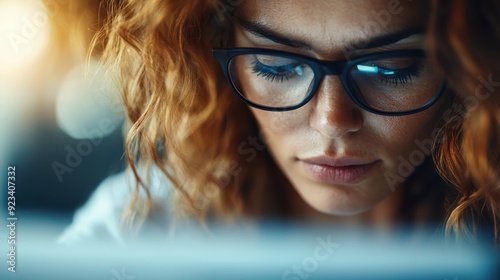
[235,0,430,53]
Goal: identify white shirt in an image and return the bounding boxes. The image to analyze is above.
[57,168,175,245]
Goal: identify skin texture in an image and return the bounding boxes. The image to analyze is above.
[233,0,447,217]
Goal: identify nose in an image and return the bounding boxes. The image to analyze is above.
[309,76,364,138]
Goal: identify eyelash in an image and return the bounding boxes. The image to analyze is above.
[250,57,423,86]
[251,61,301,83]
[376,64,423,85]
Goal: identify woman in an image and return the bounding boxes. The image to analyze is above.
[60,0,459,243]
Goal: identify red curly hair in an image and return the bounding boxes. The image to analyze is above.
[428,0,500,243]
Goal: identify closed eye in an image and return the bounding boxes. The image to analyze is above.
[251,60,306,83]
[375,63,423,85]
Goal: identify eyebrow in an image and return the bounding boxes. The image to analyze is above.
[237,18,424,51]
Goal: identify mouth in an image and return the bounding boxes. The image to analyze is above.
[299,156,381,185]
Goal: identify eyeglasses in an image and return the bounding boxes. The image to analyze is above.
[212,48,447,116]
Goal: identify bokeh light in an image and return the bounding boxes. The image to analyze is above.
[56,60,123,139]
[0,0,50,73]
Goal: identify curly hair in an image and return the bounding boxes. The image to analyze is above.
[93,0,292,229]
[428,0,500,243]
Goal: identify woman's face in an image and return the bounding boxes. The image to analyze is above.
[233,0,444,216]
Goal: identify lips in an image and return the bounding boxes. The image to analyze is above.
[299,156,381,185]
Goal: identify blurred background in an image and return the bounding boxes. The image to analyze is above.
[0,0,125,222]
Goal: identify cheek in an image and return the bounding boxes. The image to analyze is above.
[249,108,307,144]
[367,110,442,170]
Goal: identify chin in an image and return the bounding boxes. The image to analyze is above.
[311,202,375,216]
[299,187,383,217]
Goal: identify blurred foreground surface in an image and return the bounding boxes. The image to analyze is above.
[0,211,498,280]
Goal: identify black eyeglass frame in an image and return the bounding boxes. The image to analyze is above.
[212,48,447,116]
